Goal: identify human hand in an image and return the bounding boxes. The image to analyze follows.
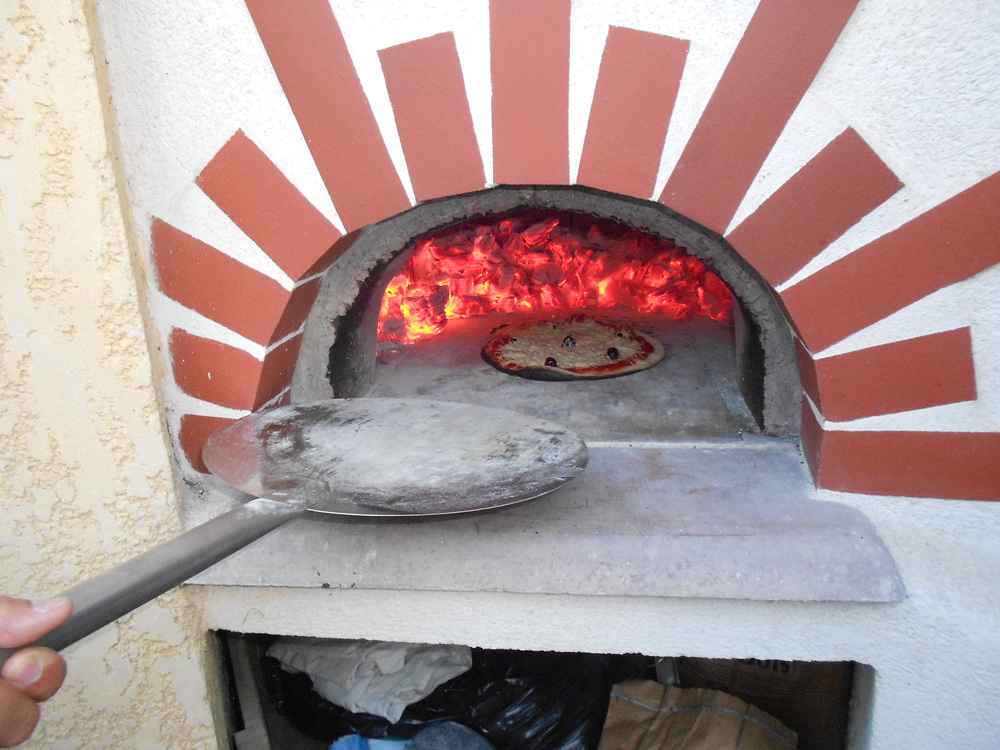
[0,596,73,747]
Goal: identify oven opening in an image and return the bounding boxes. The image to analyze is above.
[298,186,796,442]
[376,209,733,346]
[362,206,756,444]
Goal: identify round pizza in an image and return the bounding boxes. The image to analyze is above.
[482,314,665,381]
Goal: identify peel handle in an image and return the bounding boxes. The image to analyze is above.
[0,498,303,667]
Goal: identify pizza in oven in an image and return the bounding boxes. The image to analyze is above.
[482,314,665,380]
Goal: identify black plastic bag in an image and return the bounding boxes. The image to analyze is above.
[268,648,618,750]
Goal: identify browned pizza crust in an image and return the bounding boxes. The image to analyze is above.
[482,315,665,381]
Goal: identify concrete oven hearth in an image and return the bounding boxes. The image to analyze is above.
[190,186,904,603]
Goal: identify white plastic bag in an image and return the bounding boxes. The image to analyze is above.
[268,638,473,723]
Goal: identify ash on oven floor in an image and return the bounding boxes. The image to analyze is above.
[366,313,757,444]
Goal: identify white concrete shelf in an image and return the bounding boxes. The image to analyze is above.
[191,439,903,602]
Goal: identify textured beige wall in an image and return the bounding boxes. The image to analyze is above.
[0,2,217,747]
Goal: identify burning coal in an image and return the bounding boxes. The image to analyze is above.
[378,211,733,344]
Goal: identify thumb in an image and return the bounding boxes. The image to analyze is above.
[0,597,73,649]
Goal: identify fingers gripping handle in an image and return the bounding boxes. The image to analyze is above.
[0,499,303,667]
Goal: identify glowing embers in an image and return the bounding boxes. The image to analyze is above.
[377,211,733,344]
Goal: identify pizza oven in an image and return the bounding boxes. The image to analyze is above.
[57,0,1000,743]
[240,184,904,605]
[292,185,801,442]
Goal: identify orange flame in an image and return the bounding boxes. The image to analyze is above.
[378,212,733,344]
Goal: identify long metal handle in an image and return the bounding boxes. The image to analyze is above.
[0,498,304,666]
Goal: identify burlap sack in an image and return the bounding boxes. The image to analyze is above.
[598,680,797,750]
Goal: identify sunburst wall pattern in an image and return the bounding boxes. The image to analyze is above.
[138,0,999,500]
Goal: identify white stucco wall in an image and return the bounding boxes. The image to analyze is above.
[0,2,217,747]
[93,0,1000,437]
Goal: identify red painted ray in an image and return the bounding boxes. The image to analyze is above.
[152,220,322,347]
[197,130,343,281]
[726,128,903,287]
[379,33,485,202]
[780,170,1000,353]
[244,0,409,230]
[491,0,571,185]
[577,27,688,199]
[660,0,861,233]
[796,328,977,422]
[801,407,1000,500]
[170,328,303,411]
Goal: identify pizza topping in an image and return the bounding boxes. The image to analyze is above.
[490,319,642,368]
[482,314,665,380]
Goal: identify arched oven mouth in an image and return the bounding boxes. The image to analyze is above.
[293,185,801,442]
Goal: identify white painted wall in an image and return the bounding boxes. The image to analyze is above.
[94,0,1000,434]
[88,1,1000,748]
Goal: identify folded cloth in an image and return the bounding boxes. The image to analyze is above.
[598,680,797,750]
[267,638,473,723]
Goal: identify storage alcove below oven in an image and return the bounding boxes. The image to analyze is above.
[211,630,869,750]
